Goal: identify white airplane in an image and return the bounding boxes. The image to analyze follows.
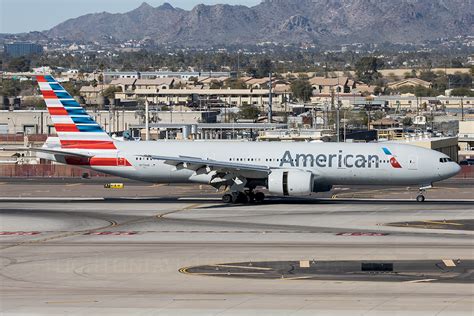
[4,75,461,203]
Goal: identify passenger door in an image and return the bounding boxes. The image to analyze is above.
[408,156,418,170]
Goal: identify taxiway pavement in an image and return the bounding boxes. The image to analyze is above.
[0,179,473,315]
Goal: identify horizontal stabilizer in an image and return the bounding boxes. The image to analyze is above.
[0,147,92,159]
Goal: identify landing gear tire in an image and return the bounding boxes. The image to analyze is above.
[223,191,263,204]
[254,192,265,203]
[236,192,249,204]
[222,193,233,204]
[416,194,426,203]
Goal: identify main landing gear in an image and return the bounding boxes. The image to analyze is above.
[222,190,265,204]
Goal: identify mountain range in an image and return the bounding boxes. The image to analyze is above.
[44,0,474,46]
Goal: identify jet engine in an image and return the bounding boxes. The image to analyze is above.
[268,170,314,196]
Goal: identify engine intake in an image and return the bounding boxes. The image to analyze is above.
[268,169,314,196]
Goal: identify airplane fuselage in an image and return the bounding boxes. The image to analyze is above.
[82,141,460,188]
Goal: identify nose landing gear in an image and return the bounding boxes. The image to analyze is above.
[416,184,432,202]
[416,194,426,203]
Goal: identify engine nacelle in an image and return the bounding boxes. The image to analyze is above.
[268,169,314,196]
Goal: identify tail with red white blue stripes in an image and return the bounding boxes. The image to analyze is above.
[37,75,116,150]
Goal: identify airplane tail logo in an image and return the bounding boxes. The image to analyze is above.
[382,147,402,169]
[37,75,116,150]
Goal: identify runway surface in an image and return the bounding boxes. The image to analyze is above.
[0,179,473,315]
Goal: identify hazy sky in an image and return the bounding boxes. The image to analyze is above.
[1,0,261,33]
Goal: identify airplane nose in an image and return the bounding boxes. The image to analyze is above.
[452,163,462,176]
[439,162,461,180]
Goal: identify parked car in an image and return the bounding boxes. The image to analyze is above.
[459,159,474,166]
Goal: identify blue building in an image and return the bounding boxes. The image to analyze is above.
[4,42,43,58]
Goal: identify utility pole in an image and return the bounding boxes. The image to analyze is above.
[268,72,273,123]
[336,104,340,142]
[237,52,240,78]
[145,99,149,141]
[343,110,346,142]
[336,76,340,142]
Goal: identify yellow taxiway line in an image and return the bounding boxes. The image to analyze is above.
[423,220,463,226]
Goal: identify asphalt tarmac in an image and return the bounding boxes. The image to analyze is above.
[0,179,473,315]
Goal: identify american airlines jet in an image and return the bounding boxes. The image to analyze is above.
[4,75,461,203]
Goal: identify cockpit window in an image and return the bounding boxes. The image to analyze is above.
[439,158,453,163]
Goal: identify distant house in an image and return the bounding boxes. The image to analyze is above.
[134,78,175,90]
[355,84,376,95]
[309,77,356,94]
[198,76,228,88]
[110,78,137,92]
[370,118,400,130]
[245,78,271,89]
[387,78,431,90]
[79,85,110,104]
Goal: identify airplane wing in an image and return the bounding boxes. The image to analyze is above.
[140,154,271,178]
[0,147,92,159]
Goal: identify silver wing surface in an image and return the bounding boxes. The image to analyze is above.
[140,154,271,188]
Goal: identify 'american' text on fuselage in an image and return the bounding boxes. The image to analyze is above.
[279,150,381,169]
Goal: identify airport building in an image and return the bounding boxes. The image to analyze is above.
[103,71,233,84]
[0,109,220,135]
[312,95,474,110]
[4,42,43,57]
[458,120,474,160]
[114,88,290,110]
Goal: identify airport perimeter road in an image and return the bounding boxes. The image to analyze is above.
[0,181,473,315]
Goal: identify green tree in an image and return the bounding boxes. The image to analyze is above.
[450,88,474,97]
[209,80,223,89]
[419,71,437,82]
[404,71,414,79]
[21,96,46,109]
[414,85,438,97]
[451,59,464,68]
[0,79,21,97]
[255,58,274,78]
[290,78,313,102]
[372,110,385,121]
[238,105,260,120]
[102,86,122,99]
[402,117,412,126]
[448,73,472,88]
[7,57,31,72]
[62,81,81,96]
[386,72,398,82]
[224,78,247,89]
[355,57,383,84]
[373,86,384,95]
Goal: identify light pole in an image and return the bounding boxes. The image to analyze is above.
[145,98,149,141]
[268,72,273,123]
[336,76,340,142]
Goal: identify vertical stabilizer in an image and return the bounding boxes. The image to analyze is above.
[37,75,116,150]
